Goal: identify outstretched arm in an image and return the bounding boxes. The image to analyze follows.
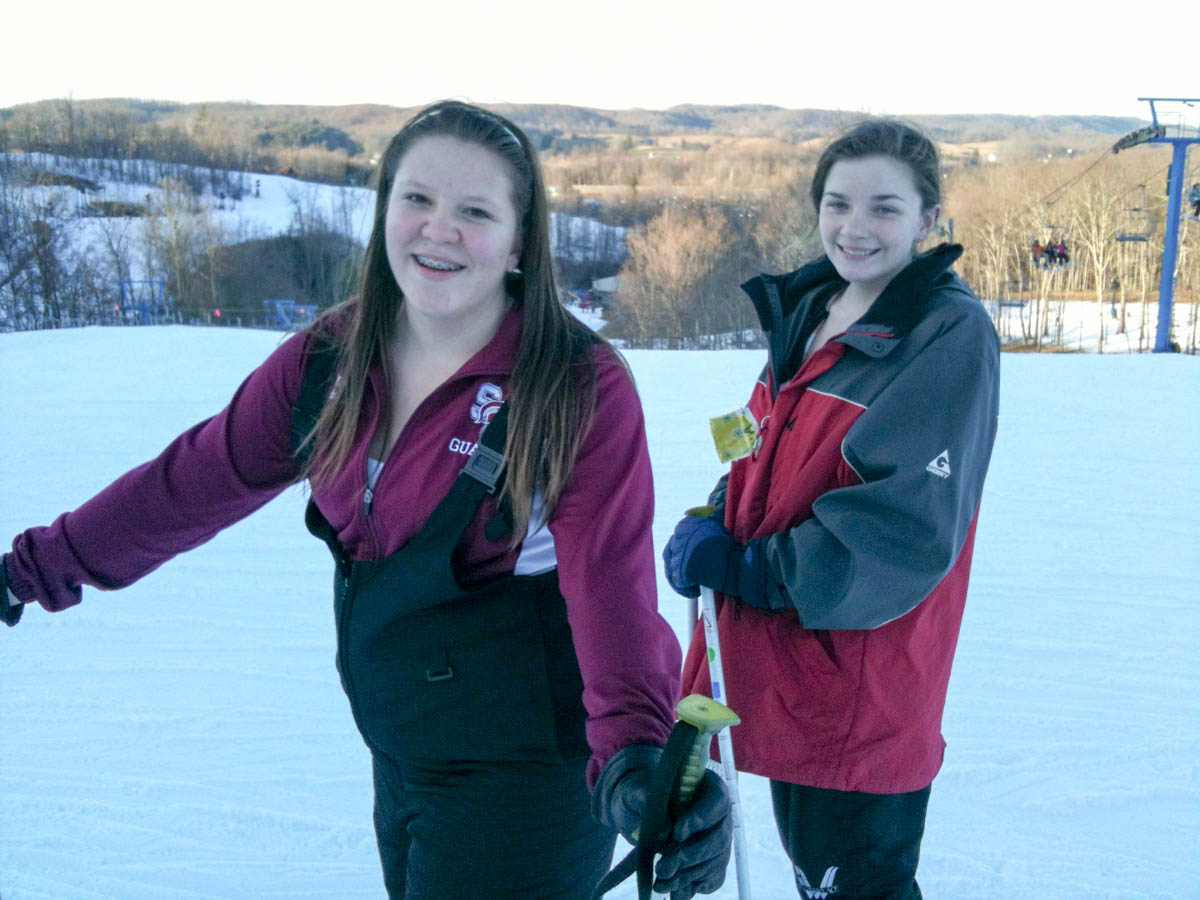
[4,329,313,613]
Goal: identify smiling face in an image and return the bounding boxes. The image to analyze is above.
[384,135,522,330]
[818,155,940,297]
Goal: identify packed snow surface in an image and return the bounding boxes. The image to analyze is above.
[1,326,1197,899]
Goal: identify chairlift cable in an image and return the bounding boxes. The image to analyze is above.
[1037,130,1174,214]
[1038,146,1114,208]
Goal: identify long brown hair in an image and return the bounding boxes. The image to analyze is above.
[302,100,601,544]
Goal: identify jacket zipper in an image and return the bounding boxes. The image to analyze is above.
[360,370,504,555]
[361,481,383,557]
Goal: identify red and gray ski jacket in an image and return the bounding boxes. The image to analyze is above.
[681,244,1000,794]
[5,304,681,784]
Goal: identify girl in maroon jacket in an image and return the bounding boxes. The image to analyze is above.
[664,119,1000,899]
[3,102,731,900]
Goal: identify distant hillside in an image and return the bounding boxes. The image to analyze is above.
[0,97,1150,196]
[2,97,1146,153]
[500,104,1146,144]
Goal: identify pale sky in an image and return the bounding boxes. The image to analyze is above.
[3,0,1191,121]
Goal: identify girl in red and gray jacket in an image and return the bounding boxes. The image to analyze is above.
[664,119,1000,900]
[3,102,731,900]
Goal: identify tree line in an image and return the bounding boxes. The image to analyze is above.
[1,99,374,186]
[602,144,1199,352]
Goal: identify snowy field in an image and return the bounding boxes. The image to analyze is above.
[1,326,1198,899]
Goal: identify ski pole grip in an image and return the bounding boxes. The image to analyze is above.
[671,694,740,812]
[628,693,740,844]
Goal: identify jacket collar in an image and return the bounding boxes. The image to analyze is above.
[461,299,524,377]
[364,301,524,414]
[742,243,964,392]
[743,242,965,341]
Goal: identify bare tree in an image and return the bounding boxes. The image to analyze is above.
[610,203,728,346]
[754,183,818,273]
[142,177,227,321]
[609,201,761,347]
[1068,177,1122,353]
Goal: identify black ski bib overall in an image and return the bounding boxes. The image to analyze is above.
[293,352,615,898]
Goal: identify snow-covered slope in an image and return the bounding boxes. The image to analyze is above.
[1,327,1197,898]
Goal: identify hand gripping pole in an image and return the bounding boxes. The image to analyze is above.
[591,694,741,900]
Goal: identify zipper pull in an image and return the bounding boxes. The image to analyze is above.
[362,486,374,518]
[751,414,770,459]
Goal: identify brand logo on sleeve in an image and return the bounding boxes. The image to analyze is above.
[795,864,839,898]
[470,383,504,424]
[926,450,951,479]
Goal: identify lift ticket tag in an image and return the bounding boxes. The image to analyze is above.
[708,407,758,463]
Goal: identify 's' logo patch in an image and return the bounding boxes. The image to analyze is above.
[470,383,504,424]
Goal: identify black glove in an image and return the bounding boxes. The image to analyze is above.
[592,745,732,900]
[2,554,24,627]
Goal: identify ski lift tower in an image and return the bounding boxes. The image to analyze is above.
[1115,98,1200,352]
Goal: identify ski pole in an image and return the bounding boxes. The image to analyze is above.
[690,406,757,897]
[700,584,752,900]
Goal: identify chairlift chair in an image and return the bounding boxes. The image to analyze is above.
[1028,201,1074,267]
[1115,185,1157,242]
[1029,223,1071,270]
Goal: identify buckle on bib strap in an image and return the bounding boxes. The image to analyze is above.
[461,443,505,493]
[460,404,509,493]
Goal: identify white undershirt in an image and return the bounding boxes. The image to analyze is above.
[366,457,384,491]
[364,458,556,576]
[513,492,557,576]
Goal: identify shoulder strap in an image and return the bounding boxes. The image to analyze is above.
[293,335,514,574]
[404,403,510,552]
[290,337,339,467]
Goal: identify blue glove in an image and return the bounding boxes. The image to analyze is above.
[662,514,737,599]
[662,515,789,613]
[592,745,732,899]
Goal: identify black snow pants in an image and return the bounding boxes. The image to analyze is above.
[372,750,615,899]
[302,403,615,899]
[770,780,930,900]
